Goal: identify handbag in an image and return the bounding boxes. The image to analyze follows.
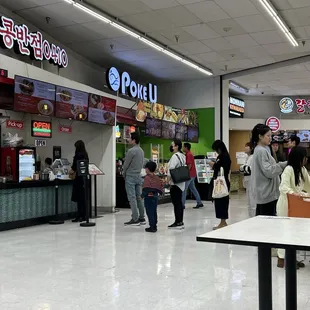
[170,154,191,184]
[212,167,229,199]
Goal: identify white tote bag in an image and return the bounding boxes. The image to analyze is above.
[212,167,229,199]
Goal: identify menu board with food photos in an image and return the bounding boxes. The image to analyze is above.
[163,106,178,123]
[145,118,162,138]
[88,93,116,126]
[175,124,187,141]
[188,110,198,127]
[55,86,88,121]
[151,103,164,120]
[297,130,310,143]
[136,100,152,122]
[162,121,176,140]
[14,76,55,116]
[187,126,199,143]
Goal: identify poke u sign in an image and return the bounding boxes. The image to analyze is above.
[0,16,68,68]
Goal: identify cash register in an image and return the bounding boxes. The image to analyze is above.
[52,158,71,179]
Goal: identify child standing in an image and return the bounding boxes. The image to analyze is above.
[142,161,163,233]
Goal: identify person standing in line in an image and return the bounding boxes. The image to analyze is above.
[209,140,231,230]
[142,161,163,233]
[123,132,146,226]
[287,134,300,155]
[276,146,310,268]
[182,143,203,209]
[167,139,186,230]
[271,141,285,162]
[250,124,287,216]
[240,142,255,217]
[71,140,89,223]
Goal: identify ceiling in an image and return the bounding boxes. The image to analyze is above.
[2,0,310,82]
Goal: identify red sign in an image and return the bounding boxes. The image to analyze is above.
[266,117,280,133]
[58,125,72,134]
[0,69,8,78]
[6,119,24,130]
[0,16,68,67]
[31,120,52,138]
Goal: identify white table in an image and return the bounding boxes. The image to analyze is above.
[197,216,310,310]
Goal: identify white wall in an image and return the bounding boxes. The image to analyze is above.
[0,53,122,208]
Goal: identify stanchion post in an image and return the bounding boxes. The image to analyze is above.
[94,175,98,218]
[49,178,65,225]
[89,176,92,219]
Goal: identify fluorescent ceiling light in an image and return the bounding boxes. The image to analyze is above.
[259,0,298,47]
[229,81,249,93]
[62,0,213,76]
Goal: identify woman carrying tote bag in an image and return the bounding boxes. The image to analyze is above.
[167,139,187,230]
[209,140,231,230]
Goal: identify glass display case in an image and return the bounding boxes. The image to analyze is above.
[195,158,213,184]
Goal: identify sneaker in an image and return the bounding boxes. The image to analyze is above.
[145,227,157,233]
[168,222,185,230]
[193,203,204,209]
[139,218,146,225]
[124,219,140,226]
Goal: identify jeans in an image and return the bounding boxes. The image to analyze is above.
[170,185,184,224]
[125,175,145,221]
[182,177,202,207]
[144,196,158,229]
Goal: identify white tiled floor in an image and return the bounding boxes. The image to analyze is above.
[1,194,310,309]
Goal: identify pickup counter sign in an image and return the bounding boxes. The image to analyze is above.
[31,121,52,138]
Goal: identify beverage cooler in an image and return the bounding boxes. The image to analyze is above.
[1,147,36,182]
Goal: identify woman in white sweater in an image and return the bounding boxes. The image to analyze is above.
[277,146,310,268]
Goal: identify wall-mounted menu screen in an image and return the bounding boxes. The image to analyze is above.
[145,117,162,138]
[297,130,310,143]
[88,94,116,125]
[162,121,176,140]
[187,126,199,143]
[55,86,88,121]
[175,124,187,141]
[14,76,55,116]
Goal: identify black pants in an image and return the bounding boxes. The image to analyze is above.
[256,200,277,216]
[170,185,184,224]
[77,200,86,219]
[145,196,158,229]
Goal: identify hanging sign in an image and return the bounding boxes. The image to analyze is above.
[6,119,24,129]
[0,16,68,67]
[266,117,280,133]
[279,97,294,114]
[58,125,72,134]
[107,67,157,103]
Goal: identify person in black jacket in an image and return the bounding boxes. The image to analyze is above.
[71,140,89,222]
[209,140,231,230]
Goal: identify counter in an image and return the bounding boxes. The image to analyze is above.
[0,179,76,231]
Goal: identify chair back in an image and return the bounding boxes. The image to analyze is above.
[287,194,310,218]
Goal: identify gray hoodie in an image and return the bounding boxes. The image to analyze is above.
[250,145,287,205]
[123,144,144,178]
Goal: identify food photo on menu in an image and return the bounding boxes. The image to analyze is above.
[136,100,152,122]
[151,103,164,119]
[187,126,199,143]
[145,118,162,138]
[14,76,55,116]
[55,86,88,121]
[163,106,178,123]
[88,93,116,125]
[175,124,187,140]
[161,121,176,140]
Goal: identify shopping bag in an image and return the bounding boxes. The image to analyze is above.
[212,167,229,199]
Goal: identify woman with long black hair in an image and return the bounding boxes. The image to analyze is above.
[250,124,287,216]
[71,140,89,222]
[210,140,231,230]
[276,146,310,268]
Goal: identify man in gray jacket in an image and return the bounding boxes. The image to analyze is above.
[123,132,145,226]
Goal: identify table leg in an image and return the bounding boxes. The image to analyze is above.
[285,249,297,310]
[258,247,272,310]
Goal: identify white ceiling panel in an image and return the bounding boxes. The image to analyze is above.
[202,37,233,51]
[176,0,203,4]
[28,0,61,5]
[250,30,285,44]
[217,58,257,69]
[226,34,259,48]
[182,24,220,40]
[176,41,212,54]
[150,28,197,45]
[287,0,310,9]
[0,0,36,11]
[251,56,275,65]
[121,11,176,32]
[196,51,226,63]
[185,1,230,22]
[242,45,270,58]
[235,15,275,33]
[271,0,292,10]
[140,0,179,10]
[215,0,260,18]
[94,39,132,53]
[156,5,201,27]
[207,19,248,37]
[167,44,190,55]
[217,48,247,61]
[280,8,310,27]
[81,21,125,38]
[263,43,296,55]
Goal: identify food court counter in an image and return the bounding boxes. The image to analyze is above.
[0,179,76,231]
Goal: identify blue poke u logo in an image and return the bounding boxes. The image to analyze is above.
[108,67,120,92]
